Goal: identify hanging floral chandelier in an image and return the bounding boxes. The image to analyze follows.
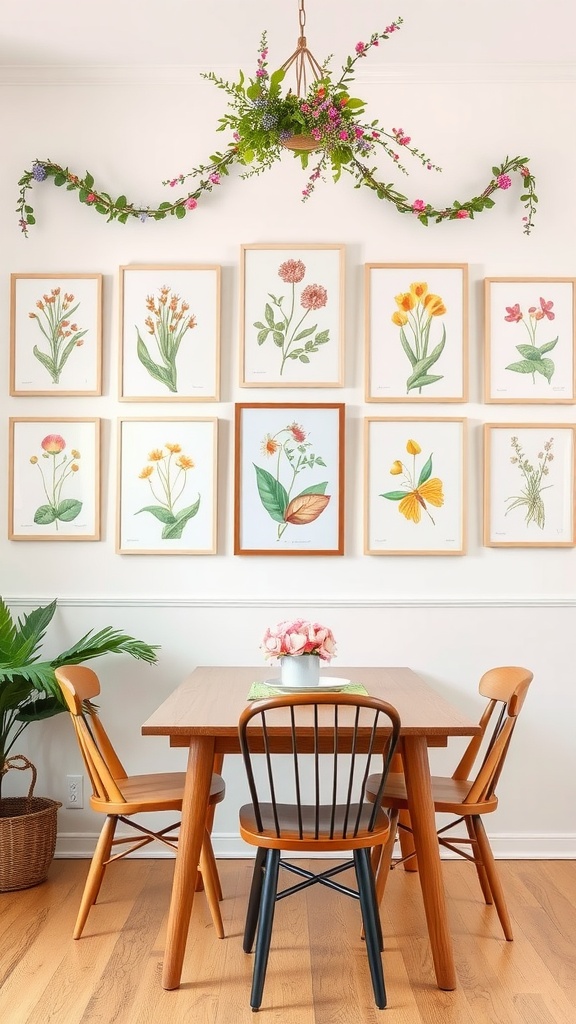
[16,5,537,236]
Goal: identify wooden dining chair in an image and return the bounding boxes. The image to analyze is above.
[366,665,533,940]
[238,692,401,1011]
[54,664,226,940]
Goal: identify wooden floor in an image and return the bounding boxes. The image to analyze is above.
[0,858,575,1023]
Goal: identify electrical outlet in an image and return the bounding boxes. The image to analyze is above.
[66,774,84,809]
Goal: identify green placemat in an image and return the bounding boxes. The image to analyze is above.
[247,681,368,700]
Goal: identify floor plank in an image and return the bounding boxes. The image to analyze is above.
[1,859,575,1024]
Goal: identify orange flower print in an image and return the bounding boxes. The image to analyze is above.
[261,434,281,456]
[136,442,201,541]
[28,290,88,385]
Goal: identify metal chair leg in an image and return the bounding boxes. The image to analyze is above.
[250,849,280,1011]
[243,847,267,953]
[354,848,387,1009]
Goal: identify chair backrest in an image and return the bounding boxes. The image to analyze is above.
[238,692,401,841]
[452,666,533,805]
[54,665,128,804]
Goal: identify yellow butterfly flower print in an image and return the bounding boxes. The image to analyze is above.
[381,440,444,525]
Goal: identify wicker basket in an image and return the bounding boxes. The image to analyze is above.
[0,755,61,892]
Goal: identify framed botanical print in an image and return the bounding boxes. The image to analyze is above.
[10,273,102,395]
[117,418,218,554]
[119,264,220,401]
[364,417,466,555]
[365,263,468,402]
[9,418,100,540]
[234,403,345,555]
[484,278,576,403]
[484,423,575,547]
[240,243,345,387]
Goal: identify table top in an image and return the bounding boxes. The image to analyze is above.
[142,666,479,741]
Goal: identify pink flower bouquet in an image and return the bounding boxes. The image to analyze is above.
[261,619,336,662]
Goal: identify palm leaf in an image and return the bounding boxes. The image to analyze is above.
[0,597,57,668]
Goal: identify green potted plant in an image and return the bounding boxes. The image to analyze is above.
[0,596,159,890]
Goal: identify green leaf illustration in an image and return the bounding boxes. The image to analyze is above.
[136,330,177,392]
[264,303,275,328]
[406,331,446,392]
[533,358,554,382]
[55,499,82,522]
[135,505,177,524]
[407,373,443,391]
[417,455,433,487]
[296,482,328,496]
[379,490,406,501]
[515,344,542,360]
[505,358,551,378]
[538,336,558,355]
[33,504,57,525]
[253,464,289,523]
[398,326,417,367]
[293,326,316,342]
[161,497,201,539]
[32,347,57,378]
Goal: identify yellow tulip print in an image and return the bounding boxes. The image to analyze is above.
[381,439,444,525]
[390,281,447,394]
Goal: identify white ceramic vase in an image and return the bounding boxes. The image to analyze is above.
[280,654,320,688]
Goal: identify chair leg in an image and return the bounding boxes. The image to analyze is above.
[472,815,513,941]
[375,808,399,909]
[243,847,267,953]
[74,814,118,939]
[199,833,225,938]
[465,815,493,905]
[250,849,280,1012]
[354,848,387,1009]
[201,827,223,902]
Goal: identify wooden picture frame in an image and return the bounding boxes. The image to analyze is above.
[365,263,468,402]
[10,273,102,396]
[119,264,220,401]
[483,423,575,547]
[484,277,576,403]
[240,243,345,387]
[234,403,345,555]
[9,418,100,540]
[364,417,466,555]
[116,418,218,554]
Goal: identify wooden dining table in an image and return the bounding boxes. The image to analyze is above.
[142,665,479,991]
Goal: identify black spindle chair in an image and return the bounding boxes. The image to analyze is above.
[238,692,401,1011]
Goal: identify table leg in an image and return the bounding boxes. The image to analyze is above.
[390,752,418,871]
[401,736,457,991]
[161,735,216,990]
[195,751,225,895]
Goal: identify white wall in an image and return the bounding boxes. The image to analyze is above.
[2,1,576,857]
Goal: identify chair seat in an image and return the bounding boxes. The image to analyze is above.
[366,772,498,816]
[90,771,226,815]
[240,801,392,851]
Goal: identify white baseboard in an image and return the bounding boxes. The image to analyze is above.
[55,831,576,860]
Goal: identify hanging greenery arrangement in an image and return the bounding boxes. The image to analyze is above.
[16,15,538,237]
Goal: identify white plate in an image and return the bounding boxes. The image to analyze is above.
[265,677,352,694]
